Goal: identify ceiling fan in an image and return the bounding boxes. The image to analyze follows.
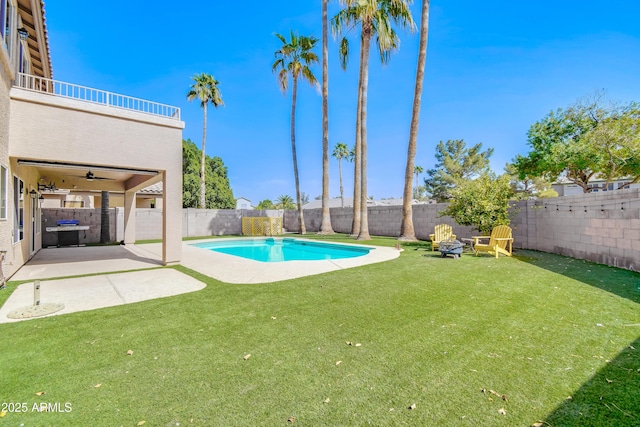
[73,171,115,181]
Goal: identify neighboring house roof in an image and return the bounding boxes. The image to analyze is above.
[236,197,251,202]
[553,175,635,185]
[303,198,353,209]
[139,182,163,195]
[303,197,434,209]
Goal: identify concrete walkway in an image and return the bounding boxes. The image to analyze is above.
[0,268,205,323]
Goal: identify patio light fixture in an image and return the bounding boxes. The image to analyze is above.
[29,189,37,199]
[17,28,29,41]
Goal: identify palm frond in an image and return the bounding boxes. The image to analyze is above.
[277,69,289,93]
[274,32,287,44]
[187,73,224,108]
[272,30,319,93]
[301,66,319,87]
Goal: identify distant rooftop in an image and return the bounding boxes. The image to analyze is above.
[302,197,434,209]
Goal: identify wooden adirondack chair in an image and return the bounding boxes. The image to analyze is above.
[429,224,456,252]
[473,225,513,258]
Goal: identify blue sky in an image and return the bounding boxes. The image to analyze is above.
[45,1,640,204]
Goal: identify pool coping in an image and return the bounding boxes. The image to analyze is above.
[137,237,402,284]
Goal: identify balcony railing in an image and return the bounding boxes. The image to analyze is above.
[14,73,180,120]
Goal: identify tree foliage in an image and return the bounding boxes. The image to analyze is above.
[276,195,296,210]
[182,139,235,209]
[504,162,557,200]
[186,73,224,208]
[332,0,415,240]
[272,30,319,235]
[440,173,514,234]
[256,199,276,210]
[514,93,640,192]
[424,139,494,202]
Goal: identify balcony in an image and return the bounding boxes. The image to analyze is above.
[14,73,180,120]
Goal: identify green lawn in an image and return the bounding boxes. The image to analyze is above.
[1,235,639,426]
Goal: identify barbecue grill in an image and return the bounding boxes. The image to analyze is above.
[438,238,464,259]
[45,220,90,247]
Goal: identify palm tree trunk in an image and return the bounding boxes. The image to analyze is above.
[100,190,110,243]
[339,159,344,208]
[351,37,364,237]
[357,24,372,241]
[200,102,207,209]
[319,0,334,234]
[291,76,306,234]
[399,0,430,241]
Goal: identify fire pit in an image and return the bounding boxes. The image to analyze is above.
[438,239,464,259]
[45,220,90,247]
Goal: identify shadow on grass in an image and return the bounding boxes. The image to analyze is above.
[514,250,640,305]
[542,336,640,426]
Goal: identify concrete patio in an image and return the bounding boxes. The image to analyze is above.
[1,245,204,323]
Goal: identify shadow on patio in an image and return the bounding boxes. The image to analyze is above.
[10,245,163,281]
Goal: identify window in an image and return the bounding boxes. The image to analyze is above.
[0,0,6,47]
[13,176,23,243]
[19,41,29,73]
[3,0,14,57]
[36,193,41,233]
[0,165,6,219]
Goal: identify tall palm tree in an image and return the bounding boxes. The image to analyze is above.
[332,142,351,207]
[273,31,320,235]
[414,165,424,198]
[319,0,335,234]
[399,0,430,241]
[187,73,224,209]
[333,0,415,240]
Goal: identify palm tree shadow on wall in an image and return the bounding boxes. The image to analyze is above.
[542,336,640,426]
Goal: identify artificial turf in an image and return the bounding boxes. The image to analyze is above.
[0,234,638,426]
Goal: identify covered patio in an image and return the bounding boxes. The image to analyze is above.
[9,73,185,269]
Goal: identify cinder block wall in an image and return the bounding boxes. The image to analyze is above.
[43,208,285,243]
[286,189,640,271]
[42,208,116,246]
[511,188,639,271]
[284,204,476,240]
[137,208,284,240]
[43,190,639,271]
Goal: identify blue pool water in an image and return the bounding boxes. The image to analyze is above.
[193,238,371,262]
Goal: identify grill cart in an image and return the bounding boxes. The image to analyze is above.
[45,220,90,247]
[438,239,464,259]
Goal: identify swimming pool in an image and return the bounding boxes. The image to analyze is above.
[193,238,371,262]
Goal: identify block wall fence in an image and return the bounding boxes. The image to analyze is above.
[284,189,640,272]
[41,208,283,245]
[42,189,639,271]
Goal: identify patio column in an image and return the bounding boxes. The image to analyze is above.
[162,171,182,265]
[123,190,136,245]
